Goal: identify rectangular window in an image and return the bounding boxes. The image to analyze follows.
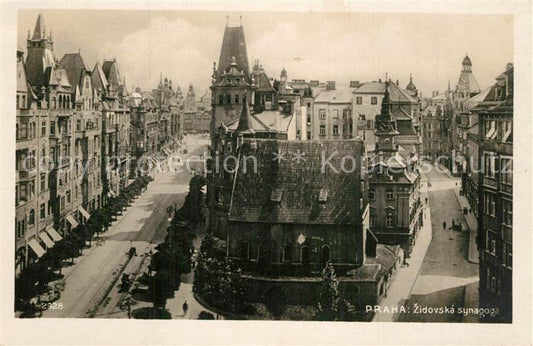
[332,125,339,135]
[485,120,497,140]
[319,125,326,136]
[386,189,394,200]
[367,120,373,129]
[40,174,46,192]
[343,109,349,118]
[485,231,496,254]
[76,119,81,131]
[370,215,376,227]
[66,190,71,204]
[502,199,512,226]
[319,109,326,119]
[484,153,496,178]
[41,121,46,136]
[484,192,496,216]
[356,97,362,105]
[61,196,65,211]
[501,121,512,142]
[500,157,513,185]
[307,131,311,140]
[369,188,375,199]
[504,242,512,268]
[359,114,366,121]
[50,121,55,135]
[386,214,394,228]
[40,203,45,220]
[371,96,378,105]
[235,94,240,104]
[332,110,339,119]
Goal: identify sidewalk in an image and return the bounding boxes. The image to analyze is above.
[372,174,433,322]
[452,187,479,264]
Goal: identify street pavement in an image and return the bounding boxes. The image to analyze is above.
[399,163,479,322]
[42,135,210,318]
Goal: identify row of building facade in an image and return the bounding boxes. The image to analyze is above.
[417,53,514,323]
[15,14,199,275]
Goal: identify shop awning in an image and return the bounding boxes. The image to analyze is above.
[65,214,79,228]
[47,227,63,242]
[78,205,91,219]
[28,239,46,258]
[39,232,55,248]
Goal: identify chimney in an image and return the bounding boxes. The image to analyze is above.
[326,81,336,90]
[396,79,399,86]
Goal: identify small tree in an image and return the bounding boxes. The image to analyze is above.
[317,261,340,321]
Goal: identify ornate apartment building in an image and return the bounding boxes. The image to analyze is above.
[475,64,513,323]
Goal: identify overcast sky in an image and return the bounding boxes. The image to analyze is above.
[18,9,513,97]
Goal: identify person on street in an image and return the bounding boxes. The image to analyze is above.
[425,197,428,204]
[443,221,447,230]
[183,300,189,316]
[452,219,455,228]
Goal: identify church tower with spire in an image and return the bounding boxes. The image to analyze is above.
[374,81,399,155]
[210,18,255,143]
[25,14,56,91]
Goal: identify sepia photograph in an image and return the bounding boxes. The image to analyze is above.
[2,1,532,345]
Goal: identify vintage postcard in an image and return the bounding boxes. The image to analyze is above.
[1,1,531,345]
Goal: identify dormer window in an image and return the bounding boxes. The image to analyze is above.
[318,189,328,203]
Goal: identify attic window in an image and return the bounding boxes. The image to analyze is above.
[318,189,328,203]
[270,188,283,202]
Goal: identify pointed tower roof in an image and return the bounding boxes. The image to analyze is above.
[375,81,399,137]
[217,24,250,82]
[236,95,254,134]
[462,54,472,66]
[32,14,46,40]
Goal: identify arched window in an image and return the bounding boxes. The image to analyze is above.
[321,245,330,264]
[240,241,249,260]
[52,97,56,109]
[58,95,62,109]
[301,245,310,265]
[283,244,292,262]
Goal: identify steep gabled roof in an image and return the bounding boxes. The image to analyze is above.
[59,53,89,91]
[229,139,364,225]
[91,62,109,93]
[102,59,121,88]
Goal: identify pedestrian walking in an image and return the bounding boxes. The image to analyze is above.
[425,197,428,204]
[183,300,189,316]
[452,219,455,227]
[443,221,447,230]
